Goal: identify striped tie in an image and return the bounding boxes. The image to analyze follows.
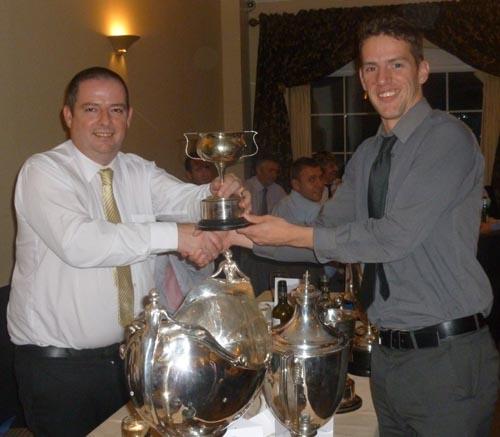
[99,168,134,326]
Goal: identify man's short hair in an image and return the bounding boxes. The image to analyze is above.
[312,151,337,169]
[357,15,424,65]
[291,157,320,181]
[255,155,280,169]
[64,66,130,111]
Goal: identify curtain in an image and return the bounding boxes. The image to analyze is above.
[288,84,312,160]
[476,72,500,185]
[253,0,500,172]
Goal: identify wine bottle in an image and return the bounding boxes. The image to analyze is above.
[272,280,294,327]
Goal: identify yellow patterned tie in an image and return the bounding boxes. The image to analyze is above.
[99,168,134,326]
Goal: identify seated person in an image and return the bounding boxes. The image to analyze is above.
[271,157,331,286]
[185,157,217,185]
[312,150,341,203]
[239,156,287,295]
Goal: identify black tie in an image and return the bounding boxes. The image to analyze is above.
[359,135,397,310]
[326,184,332,198]
[261,186,268,215]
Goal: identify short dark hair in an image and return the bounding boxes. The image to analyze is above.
[357,15,424,66]
[64,66,130,111]
[291,157,320,181]
[312,150,337,169]
[255,155,280,169]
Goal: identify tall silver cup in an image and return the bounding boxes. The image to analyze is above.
[184,131,258,230]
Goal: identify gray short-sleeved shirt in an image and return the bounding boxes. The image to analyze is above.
[255,99,492,329]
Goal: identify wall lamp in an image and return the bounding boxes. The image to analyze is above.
[107,35,140,55]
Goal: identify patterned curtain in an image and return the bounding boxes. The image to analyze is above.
[253,0,500,173]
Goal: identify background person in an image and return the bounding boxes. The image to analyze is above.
[7,66,247,436]
[234,16,499,436]
[270,157,326,285]
[184,156,217,185]
[312,150,341,203]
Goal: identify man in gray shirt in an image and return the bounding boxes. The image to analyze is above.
[233,16,499,436]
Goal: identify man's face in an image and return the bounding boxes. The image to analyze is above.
[359,34,429,132]
[256,160,280,187]
[187,160,216,185]
[292,165,324,203]
[63,78,132,165]
[322,161,338,185]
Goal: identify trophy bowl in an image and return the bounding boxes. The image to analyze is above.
[184,131,258,230]
[120,251,270,436]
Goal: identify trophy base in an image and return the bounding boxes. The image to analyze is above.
[198,217,249,231]
[337,395,363,414]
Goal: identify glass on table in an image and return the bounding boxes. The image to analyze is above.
[121,414,149,437]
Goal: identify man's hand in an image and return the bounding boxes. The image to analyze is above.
[237,214,314,248]
[222,230,254,250]
[177,223,223,267]
[210,173,252,213]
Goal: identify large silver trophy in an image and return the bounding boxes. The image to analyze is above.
[184,131,258,230]
[264,272,350,436]
[120,251,270,436]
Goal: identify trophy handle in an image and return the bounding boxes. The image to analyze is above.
[184,133,203,161]
[241,130,259,159]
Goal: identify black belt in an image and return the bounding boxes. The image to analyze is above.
[379,314,487,350]
[16,343,121,359]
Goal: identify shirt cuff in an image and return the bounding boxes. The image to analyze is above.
[150,222,178,252]
[313,227,336,263]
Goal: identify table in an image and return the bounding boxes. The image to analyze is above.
[88,375,378,436]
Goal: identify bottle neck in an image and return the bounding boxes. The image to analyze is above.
[278,289,288,304]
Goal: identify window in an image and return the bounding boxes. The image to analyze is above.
[311,70,483,169]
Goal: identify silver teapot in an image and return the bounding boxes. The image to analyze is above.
[263,272,350,436]
[120,251,270,436]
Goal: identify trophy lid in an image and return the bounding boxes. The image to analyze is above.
[273,272,346,357]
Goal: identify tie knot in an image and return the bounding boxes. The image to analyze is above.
[100,168,113,186]
[380,135,397,152]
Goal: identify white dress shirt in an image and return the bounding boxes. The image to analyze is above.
[8,140,210,348]
[245,176,286,215]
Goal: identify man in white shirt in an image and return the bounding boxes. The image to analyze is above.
[245,156,286,215]
[240,156,286,295]
[312,150,341,203]
[8,66,248,436]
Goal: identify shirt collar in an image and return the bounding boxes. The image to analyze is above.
[70,141,119,182]
[376,98,432,144]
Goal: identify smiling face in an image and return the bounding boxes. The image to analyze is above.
[359,34,429,132]
[292,165,324,203]
[63,78,133,165]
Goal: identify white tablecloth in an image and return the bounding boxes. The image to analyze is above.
[88,375,378,436]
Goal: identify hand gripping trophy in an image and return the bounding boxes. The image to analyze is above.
[184,131,258,230]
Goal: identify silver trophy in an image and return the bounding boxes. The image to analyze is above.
[264,272,350,437]
[184,131,258,230]
[120,251,270,436]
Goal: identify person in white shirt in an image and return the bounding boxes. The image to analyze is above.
[245,156,286,215]
[312,150,341,203]
[240,156,286,295]
[7,66,248,436]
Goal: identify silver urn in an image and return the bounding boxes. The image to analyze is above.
[120,251,270,436]
[264,272,350,436]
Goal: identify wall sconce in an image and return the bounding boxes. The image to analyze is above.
[107,35,140,55]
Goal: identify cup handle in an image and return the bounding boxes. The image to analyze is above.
[240,130,259,159]
[184,133,204,161]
